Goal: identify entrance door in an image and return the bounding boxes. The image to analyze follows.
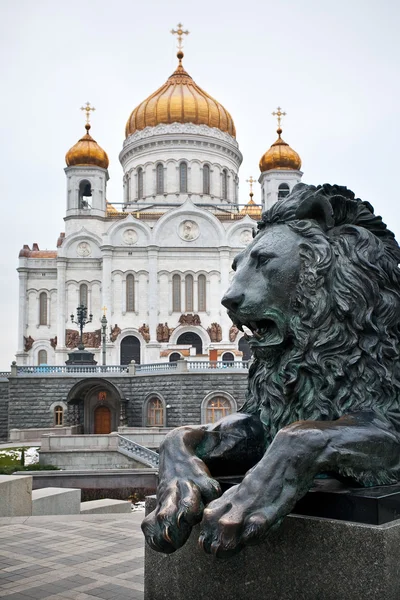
[120,336,141,365]
[94,406,111,434]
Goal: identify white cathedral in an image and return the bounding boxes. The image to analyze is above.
[16,31,303,367]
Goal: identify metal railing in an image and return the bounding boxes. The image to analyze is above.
[117,434,159,468]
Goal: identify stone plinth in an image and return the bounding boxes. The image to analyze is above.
[144,496,400,600]
[0,475,32,517]
[80,498,132,514]
[32,487,81,515]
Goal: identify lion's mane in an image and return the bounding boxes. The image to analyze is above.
[241,184,400,482]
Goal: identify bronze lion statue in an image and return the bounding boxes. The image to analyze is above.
[142,183,400,558]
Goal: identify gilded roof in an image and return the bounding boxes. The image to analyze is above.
[125,52,236,138]
[240,196,262,219]
[65,124,109,169]
[259,128,301,173]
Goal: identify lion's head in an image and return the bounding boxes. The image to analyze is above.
[223,183,400,445]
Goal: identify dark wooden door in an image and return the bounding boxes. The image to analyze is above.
[94,406,111,434]
[120,336,141,365]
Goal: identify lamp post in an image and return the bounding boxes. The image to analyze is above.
[70,304,93,350]
[101,306,108,366]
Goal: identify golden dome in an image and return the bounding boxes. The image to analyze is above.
[259,128,301,172]
[125,52,236,138]
[240,195,262,220]
[65,124,109,169]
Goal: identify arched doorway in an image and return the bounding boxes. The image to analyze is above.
[120,336,141,365]
[239,337,252,360]
[94,405,111,434]
[177,332,203,355]
[222,352,235,363]
[169,352,181,362]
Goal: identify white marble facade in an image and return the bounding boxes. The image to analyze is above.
[16,107,302,367]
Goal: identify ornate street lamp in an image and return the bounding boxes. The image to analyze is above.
[70,304,93,350]
[101,306,108,366]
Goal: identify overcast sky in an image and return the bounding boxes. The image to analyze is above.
[0,0,399,370]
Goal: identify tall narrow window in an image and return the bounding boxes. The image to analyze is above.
[126,274,135,312]
[79,284,88,308]
[38,350,47,365]
[185,275,194,312]
[39,292,48,325]
[156,164,164,195]
[198,274,206,312]
[203,164,210,194]
[137,167,144,199]
[206,397,233,423]
[222,169,228,200]
[278,183,290,199]
[179,162,188,193]
[54,405,64,426]
[172,274,181,312]
[147,398,164,427]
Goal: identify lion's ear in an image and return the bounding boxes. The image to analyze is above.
[295,195,335,231]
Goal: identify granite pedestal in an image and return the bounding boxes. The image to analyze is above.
[144,495,400,600]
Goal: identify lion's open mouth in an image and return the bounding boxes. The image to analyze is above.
[229,310,288,348]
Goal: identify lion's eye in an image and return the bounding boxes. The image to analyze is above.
[256,255,271,269]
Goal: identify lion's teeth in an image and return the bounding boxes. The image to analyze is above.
[243,325,252,336]
[254,330,261,339]
[237,323,244,332]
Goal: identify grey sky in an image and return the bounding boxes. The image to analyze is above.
[0,0,399,370]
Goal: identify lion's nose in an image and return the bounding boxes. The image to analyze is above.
[221,292,244,313]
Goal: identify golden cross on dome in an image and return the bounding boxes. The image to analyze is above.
[81,101,96,125]
[246,176,256,196]
[272,106,286,129]
[171,23,189,50]
[101,306,107,316]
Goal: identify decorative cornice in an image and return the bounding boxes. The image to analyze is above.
[124,122,239,148]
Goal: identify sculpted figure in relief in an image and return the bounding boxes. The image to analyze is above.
[142,183,400,558]
[24,336,34,352]
[110,324,121,343]
[139,323,150,343]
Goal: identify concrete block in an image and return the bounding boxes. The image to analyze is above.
[0,475,32,517]
[80,498,132,514]
[32,487,81,515]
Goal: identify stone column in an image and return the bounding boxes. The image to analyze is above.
[17,269,28,352]
[147,246,159,343]
[102,247,113,316]
[56,259,67,348]
[219,247,231,342]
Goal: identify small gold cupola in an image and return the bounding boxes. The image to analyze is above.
[65,102,109,169]
[259,107,301,172]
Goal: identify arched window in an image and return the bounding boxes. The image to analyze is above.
[137,167,144,199]
[185,275,194,312]
[205,396,233,423]
[126,274,135,312]
[222,169,228,200]
[156,164,164,195]
[120,336,141,365]
[198,275,206,312]
[203,165,210,195]
[146,397,164,427]
[39,292,48,326]
[38,350,47,365]
[177,332,203,355]
[172,274,181,312]
[54,405,64,426]
[79,180,91,209]
[169,352,181,362]
[222,352,234,363]
[179,162,188,193]
[79,284,88,308]
[278,183,290,199]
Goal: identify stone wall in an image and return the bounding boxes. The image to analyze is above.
[6,371,249,434]
[0,379,9,441]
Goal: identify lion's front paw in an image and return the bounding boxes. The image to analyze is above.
[142,476,221,553]
[198,486,276,558]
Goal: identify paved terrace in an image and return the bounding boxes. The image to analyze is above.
[0,512,144,600]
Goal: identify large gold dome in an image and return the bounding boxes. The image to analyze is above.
[259,128,301,172]
[65,124,109,169]
[125,52,236,138]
